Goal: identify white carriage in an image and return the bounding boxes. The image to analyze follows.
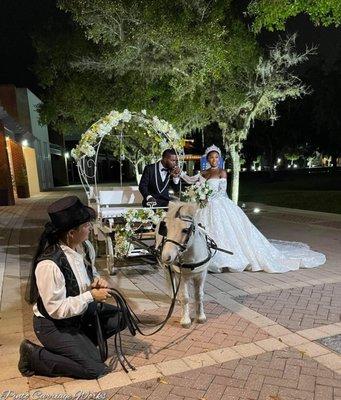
[72,109,184,274]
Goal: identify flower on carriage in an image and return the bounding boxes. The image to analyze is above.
[77,142,95,158]
[182,181,213,208]
[83,130,97,144]
[114,229,134,258]
[121,109,132,122]
[114,208,166,257]
[71,147,81,160]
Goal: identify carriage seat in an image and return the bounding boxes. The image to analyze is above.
[99,186,143,206]
[97,186,143,218]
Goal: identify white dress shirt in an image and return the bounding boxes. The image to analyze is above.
[33,241,100,319]
[146,161,180,200]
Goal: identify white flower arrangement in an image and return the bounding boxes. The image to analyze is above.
[182,181,213,208]
[71,109,184,161]
[114,208,166,258]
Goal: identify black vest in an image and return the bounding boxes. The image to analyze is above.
[36,243,93,326]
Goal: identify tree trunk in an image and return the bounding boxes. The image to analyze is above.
[230,143,241,204]
[134,164,141,184]
[134,159,146,184]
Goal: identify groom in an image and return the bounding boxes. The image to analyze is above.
[139,149,180,207]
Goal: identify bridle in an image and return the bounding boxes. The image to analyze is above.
[159,206,234,270]
[159,206,213,270]
[160,207,195,251]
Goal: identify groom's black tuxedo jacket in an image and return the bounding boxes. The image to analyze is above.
[139,162,180,207]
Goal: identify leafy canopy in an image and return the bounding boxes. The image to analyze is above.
[248,0,341,33]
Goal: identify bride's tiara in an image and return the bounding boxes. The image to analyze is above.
[205,144,221,157]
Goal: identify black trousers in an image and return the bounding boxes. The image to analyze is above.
[31,302,126,379]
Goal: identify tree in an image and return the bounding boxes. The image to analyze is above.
[248,0,341,33]
[214,35,314,202]
[34,1,220,134]
[35,1,260,177]
[284,150,300,167]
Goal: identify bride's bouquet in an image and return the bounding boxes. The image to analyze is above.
[182,181,213,208]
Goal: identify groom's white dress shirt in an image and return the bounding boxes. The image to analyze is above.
[33,242,99,319]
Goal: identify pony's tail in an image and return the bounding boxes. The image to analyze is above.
[25,222,58,304]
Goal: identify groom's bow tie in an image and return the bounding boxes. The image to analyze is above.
[161,168,169,172]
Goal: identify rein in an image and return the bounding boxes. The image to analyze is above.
[95,263,181,373]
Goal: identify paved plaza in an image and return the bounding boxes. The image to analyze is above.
[0,189,340,399]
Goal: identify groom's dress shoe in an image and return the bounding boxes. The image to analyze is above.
[18,339,38,376]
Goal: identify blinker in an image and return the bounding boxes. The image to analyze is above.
[159,220,167,237]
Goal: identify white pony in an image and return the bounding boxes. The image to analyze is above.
[157,202,211,328]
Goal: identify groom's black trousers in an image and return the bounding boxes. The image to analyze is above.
[30,302,126,379]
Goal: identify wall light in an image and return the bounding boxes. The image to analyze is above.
[277,158,281,164]
[22,139,28,147]
[253,207,260,214]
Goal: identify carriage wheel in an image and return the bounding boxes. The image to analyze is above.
[106,235,116,275]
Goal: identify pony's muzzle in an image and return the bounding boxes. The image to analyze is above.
[161,243,178,264]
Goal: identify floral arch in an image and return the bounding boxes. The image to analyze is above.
[71,109,185,199]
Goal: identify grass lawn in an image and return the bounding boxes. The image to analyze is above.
[238,170,341,214]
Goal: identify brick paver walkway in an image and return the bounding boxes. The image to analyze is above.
[109,348,341,400]
[111,301,269,369]
[234,283,341,331]
[0,192,340,398]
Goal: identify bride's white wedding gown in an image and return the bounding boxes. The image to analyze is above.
[184,176,326,273]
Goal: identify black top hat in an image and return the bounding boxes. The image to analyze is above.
[47,196,96,232]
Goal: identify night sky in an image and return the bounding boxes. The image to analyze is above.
[0,0,58,93]
[1,1,341,113]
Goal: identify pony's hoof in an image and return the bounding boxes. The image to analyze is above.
[197,316,207,324]
[180,320,192,329]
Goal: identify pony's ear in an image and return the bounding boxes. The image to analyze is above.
[181,202,199,217]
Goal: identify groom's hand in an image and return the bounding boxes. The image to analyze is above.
[170,166,180,177]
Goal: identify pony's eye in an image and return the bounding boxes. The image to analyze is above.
[182,228,190,234]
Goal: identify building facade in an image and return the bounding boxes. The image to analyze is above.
[0,84,66,205]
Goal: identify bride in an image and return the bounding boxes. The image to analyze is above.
[180,145,326,273]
